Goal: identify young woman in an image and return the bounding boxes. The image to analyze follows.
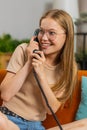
[0,9,87,130]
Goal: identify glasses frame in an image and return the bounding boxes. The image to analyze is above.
[38,28,66,40]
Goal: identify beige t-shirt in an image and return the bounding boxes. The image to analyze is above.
[4,43,58,121]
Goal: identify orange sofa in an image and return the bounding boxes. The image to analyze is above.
[0,69,87,129]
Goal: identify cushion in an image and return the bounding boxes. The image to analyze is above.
[75,76,87,120]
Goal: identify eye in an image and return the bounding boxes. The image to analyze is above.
[39,29,44,34]
[49,31,56,36]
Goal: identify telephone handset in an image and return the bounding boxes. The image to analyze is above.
[34,28,40,43]
[33,28,41,56]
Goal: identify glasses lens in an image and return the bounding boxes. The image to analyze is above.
[39,29,57,40]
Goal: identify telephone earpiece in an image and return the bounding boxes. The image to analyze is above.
[34,28,39,43]
[34,37,39,42]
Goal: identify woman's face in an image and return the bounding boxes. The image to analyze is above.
[38,18,66,58]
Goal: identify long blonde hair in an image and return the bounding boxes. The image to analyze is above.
[39,9,77,103]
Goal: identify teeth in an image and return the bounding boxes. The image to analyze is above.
[41,43,50,47]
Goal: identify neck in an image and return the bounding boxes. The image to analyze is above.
[45,55,57,66]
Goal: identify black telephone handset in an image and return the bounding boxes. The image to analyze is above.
[34,28,39,42]
[33,28,41,56]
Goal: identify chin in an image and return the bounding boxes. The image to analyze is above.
[42,49,48,54]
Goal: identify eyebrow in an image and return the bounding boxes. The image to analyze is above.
[40,27,58,32]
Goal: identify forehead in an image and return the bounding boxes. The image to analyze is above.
[40,18,63,30]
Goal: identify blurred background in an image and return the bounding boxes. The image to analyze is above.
[0,0,87,69]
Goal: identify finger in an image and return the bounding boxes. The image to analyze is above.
[39,51,45,58]
[35,51,45,61]
[30,36,37,41]
[32,60,42,69]
[32,53,41,60]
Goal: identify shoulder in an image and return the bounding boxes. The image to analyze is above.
[19,43,28,48]
[16,43,28,52]
[7,43,29,72]
[12,43,28,58]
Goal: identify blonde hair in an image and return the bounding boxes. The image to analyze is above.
[40,9,77,102]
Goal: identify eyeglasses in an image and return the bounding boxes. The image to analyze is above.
[38,29,65,40]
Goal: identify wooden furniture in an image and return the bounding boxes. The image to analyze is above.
[0,69,87,129]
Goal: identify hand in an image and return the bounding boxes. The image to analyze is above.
[26,36,39,61]
[32,50,46,78]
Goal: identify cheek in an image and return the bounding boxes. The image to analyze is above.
[58,42,65,50]
[37,36,42,50]
[57,35,66,48]
[37,35,41,43]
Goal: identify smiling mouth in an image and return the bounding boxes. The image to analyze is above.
[41,43,52,49]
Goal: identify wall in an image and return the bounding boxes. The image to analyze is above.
[0,0,53,39]
[79,0,87,13]
[0,0,86,40]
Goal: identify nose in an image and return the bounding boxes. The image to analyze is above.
[41,33,48,40]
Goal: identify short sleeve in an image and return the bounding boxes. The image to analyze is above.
[7,43,28,73]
